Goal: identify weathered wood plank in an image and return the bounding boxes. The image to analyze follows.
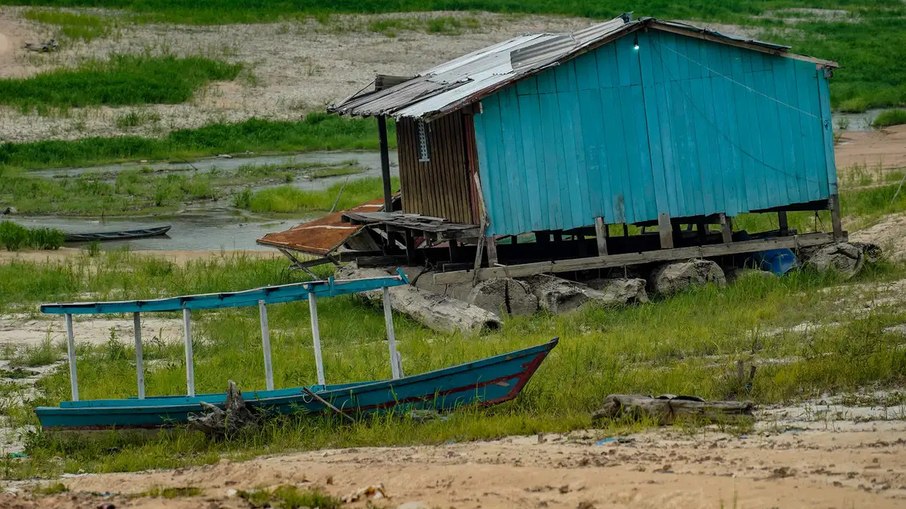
[432,232,837,284]
[594,216,608,256]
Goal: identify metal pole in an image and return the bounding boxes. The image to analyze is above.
[64,314,79,401]
[308,291,326,386]
[377,115,393,213]
[258,300,274,391]
[133,312,145,399]
[182,308,195,397]
[382,287,402,379]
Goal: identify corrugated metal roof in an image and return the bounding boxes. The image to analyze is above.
[330,16,836,121]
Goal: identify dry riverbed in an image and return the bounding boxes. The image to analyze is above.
[3,396,906,508]
[0,7,590,143]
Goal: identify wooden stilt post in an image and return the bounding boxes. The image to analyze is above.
[308,290,326,386]
[378,115,393,214]
[594,217,608,257]
[485,236,498,266]
[658,212,674,249]
[719,213,733,244]
[778,211,789,236]
[829,194,843,241]
[64,314,79,401]
[182,308,195,397]
[133,312,145,400]
[382,287,402,379]
[258,300,274,391]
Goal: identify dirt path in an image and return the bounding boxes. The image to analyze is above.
[5,413,906,508]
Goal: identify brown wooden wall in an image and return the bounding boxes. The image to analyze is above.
[397,112,477,225]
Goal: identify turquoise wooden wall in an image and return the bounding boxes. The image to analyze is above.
[473,30,836,236]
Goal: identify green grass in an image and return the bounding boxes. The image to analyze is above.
[244,176,398,214]
[0,161,367,216]
[368,14,480,37]
[0,114,393,169]
[3,1,905,110]
[0,221,65,250]
[239,486,341,509]
[872,109,906,128]
[22,9,113,42]
[0,55,241,113]
[138,486,203,499]
[0,250,903,478]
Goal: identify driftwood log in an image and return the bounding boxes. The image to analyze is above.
[592,394,754,425]
[188,380,259,437]
[337,264,502,334]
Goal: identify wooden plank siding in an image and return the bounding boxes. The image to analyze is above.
[397,113,477,225]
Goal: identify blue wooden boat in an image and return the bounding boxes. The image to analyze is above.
[34,269,557,430]
[36,339,557,430]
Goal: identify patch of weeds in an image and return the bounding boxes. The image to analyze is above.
[10,337,60,368]
[0,55,242,111]
[426,16,479,34]
[32,482,68,496]
[0,221,29,251]
[0,367,39,379]
[22,9,112,43]
[0,114,392,169]
[243,177,398,214]
[872,109,906,128]
[86,241,101,257]
[114,109,162,129]
[139,486,203,499]
[239,485,341,509]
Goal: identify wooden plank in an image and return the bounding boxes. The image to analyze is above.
[778,211,789,236]
[829,194,843,241]
[486,236,499,266]
[658,212,674,249]
[594,217,608,256]
[377,116,393,214]
[433,232,837,284]
[719,213,733,243]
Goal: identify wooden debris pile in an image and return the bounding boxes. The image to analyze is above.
[592,394,754,426]
[189,380,260,437]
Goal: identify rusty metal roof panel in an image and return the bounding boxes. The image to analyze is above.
[256,199,384,256]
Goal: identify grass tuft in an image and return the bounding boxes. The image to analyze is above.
[872,109,906,128]
[0,55,241,112]
[32,482,68,496]
[239,486,341,509]
[139,486,203,499]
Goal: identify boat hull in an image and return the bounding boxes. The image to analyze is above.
[64,226,172,243]
[35,338,558,430]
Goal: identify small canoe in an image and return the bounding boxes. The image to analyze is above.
[35,338,557,430]
[64,225,171,243]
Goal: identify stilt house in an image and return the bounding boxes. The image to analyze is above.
[260,15,842,283]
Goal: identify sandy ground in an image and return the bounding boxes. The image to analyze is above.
[835,125,906,172]
[0,7,592,143]
[4,400,906,508]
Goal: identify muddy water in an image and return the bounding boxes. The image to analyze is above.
[19,151,399,251]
